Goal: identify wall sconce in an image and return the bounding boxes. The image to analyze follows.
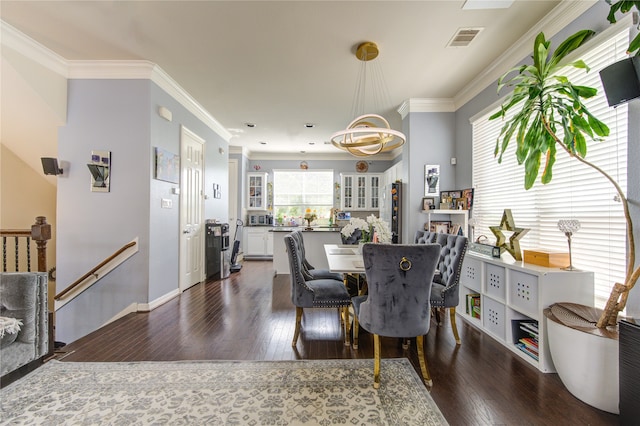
[158,106,173,122]
[41,157,63,175]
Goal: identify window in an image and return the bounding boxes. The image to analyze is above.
[273,170,334,225]
[472,29,629,309]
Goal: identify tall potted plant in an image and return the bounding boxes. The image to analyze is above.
[490,27,638,413]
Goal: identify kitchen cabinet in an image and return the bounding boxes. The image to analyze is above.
[340,173,381,211]
[247,173,267,210]
[245,227,273,258]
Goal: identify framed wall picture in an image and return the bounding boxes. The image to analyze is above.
[424,164,440,196]
[422,197,436,210]
[154,147,180,184]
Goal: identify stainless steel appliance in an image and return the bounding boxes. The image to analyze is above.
[379,182,402,243]
[206,222,230,279]
[249,214,273,226]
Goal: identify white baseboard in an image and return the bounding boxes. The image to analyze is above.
[102,288,180,327]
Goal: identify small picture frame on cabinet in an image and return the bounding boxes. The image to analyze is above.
[422,197,436,210]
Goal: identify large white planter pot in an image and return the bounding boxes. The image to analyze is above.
[546,317,619,414]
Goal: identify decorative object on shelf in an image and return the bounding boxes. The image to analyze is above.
[422,197,436,210]
[462,188,474,209]
[330,42,406,157]
[557,219,580,270]
[468,242,502,258]
[341,215,391,244]
[489,209,529,261]
[299,161,309,170]
[355,160,369,173]
[424,165,440,196]
[88,150,112,192]
[303,208,317,230]
[468,216,478,242]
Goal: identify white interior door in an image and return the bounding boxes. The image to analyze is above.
[179,126,205,292]
[228,158,238,236]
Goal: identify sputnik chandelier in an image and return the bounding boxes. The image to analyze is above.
[330,42,406,157]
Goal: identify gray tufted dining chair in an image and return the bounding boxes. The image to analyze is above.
[290,230,343,281]
[429,233,468,345]
[284,233,352,347]
[352,243,440,388]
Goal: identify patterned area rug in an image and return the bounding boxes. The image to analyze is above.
[0,358,447,425]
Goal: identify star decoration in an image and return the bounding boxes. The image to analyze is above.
[489,209,530,261]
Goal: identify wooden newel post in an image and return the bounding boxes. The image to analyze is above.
[31,216,51,273]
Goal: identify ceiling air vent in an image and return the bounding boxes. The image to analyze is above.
[447,27,483,47]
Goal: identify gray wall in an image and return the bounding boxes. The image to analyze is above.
[56,79,229,344]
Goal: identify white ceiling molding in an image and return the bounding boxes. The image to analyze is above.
[1,20,68,77]
[67,60,232,142]
[398,98,456,119]
[452,0,598,109]
[2,21,231,142]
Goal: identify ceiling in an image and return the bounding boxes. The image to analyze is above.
[1,1,595,161]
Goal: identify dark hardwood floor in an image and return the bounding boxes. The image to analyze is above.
[52,260,616,425]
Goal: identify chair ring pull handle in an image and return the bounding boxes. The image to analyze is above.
[399,256,412,271]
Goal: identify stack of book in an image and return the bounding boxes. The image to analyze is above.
[515,321,539,361]
[465,294,481,319]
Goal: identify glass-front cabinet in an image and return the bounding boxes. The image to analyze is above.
[340,173,381,211]
[247,173,267,210]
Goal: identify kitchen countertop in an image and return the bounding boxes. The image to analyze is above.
[269,226,342,232]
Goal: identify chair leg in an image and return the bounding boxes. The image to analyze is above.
[343,306,351,346]
[292,307,303,347]
[402,338,410,349]
[373,334,381,389]
[416,335,433,387]
[353,313,359,349]
[449,307,461,345]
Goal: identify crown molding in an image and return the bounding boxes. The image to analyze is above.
[2,21,232,141]
[66,60,232,141]
[1,20,68,77]
[453,0,598,108]
[398,99,456,118]
[238,149,397,161]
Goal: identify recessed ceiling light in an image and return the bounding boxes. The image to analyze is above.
[305,123,315,128]
[308,142,315,145]
[245,122,256,128]
[300,151,306,154]
[259,141,267,145]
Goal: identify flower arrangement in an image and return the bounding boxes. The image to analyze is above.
[341,215,392,243]
[304,208,317,228]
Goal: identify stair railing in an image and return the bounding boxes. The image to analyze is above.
[54,238,138,310]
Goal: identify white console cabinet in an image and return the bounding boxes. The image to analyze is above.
[458,252,594,372]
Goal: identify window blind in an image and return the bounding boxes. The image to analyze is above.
[472,29,629,308]
[273,170,334,220]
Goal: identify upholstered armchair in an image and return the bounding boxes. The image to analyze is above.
[430,233,468,344]
[341,228,362,245]
[352,243,440,388]
[290,230,342,281]
[414,230,438,244]
[284,233,352,347]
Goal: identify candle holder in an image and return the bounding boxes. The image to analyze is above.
[557,219,580,271]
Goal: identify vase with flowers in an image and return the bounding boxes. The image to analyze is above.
[341,215,392,252]
[303,208,317,230]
